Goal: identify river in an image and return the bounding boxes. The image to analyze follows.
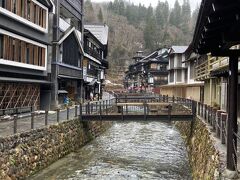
[30,122,192,180]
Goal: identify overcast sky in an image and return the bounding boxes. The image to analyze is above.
[91,0,201,10]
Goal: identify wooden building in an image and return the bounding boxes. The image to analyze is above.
[192,0,240,171]
[0,0,54,114]
[51,0,84,107]
[83,25,109,101]
[124,49,169,93]
[160,46,203,101]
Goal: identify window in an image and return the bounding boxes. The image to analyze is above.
[0,0,5,8]
[0,35,3,58]
[1,34,45,67]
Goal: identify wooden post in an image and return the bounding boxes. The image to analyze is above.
[13,115,17,134]
[227,55,238,171]
[91,103,93,114]
[45,110,48,126]
[31,112,35,129]
[192,101,197,120]
[121,106,124,121]
[144,101,147,121]
[168,105,172,121]
[216,110,223,138]
[87,102,90,114]
[67,107,70,120]
[99,102,102,121]
[79,103,82,121]
[106,100,108,115]
[57,109,60,123]
[221,113,227,145]
[75,105,78,117]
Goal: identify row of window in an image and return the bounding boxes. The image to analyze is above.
[0,0,47,28]
[0,34,45,67]
[86,40,103,57]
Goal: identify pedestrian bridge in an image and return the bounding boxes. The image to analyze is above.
[80,94,197,122]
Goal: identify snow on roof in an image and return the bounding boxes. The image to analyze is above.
[171,46,189,54]
[84,24,109,45]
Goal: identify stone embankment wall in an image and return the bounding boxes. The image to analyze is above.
[175,118,221,180]
[0,119,112,179]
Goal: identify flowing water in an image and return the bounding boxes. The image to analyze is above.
[31,122,192,180]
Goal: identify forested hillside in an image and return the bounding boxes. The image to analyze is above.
[84,0,199,83]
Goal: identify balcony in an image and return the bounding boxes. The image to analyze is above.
[195,60,209,81]
[57,63,82,79]
[85,47,102,61]
[209,57,229,72]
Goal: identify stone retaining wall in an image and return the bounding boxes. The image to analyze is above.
[0,119,112,179]
[175,118,222,180]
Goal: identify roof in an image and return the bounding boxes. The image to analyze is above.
[192,0,240,54]
[84,24,109,45]
[171,46,188,54]
[84,29,104,48]
[58,27,84,55]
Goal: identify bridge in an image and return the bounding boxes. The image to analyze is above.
[80,94,197,122]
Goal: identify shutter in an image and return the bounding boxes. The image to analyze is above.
[41,48,45,67]
[34,45,38,65]
[21,41,26,63]
[42,9,46,28]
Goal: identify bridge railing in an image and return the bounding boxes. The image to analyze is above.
[79,94,197,122]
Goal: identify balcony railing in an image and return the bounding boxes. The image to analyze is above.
[195,60,209,80]
[209,57,229,72]
[57,63,82,79]
[85,47,102,61]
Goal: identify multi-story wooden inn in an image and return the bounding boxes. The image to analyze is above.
[51,0,84,108]
[83,24,109,101]
[124,49,169,93]
[0,0,54,114]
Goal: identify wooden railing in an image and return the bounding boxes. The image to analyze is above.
[197,101,239,171]
[195,60,209,80]
[209,57,229,72]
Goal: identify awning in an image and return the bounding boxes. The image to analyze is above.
[0,77,51,84]
[58,90,68,94]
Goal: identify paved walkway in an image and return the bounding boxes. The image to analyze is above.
[0,93,115,137]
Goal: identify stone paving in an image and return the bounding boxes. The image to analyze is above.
[0,93,116,137]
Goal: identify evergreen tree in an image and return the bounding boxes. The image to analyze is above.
[119,0,125,15]
[98,8,104,22]
[181,0,191,33]
[155,1,164,27]
[144,6,157,51]
[84,0,96,22]
[169,0,181,27]
[146,5,154,22]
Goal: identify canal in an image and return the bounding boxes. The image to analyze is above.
[30,122,192,179]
